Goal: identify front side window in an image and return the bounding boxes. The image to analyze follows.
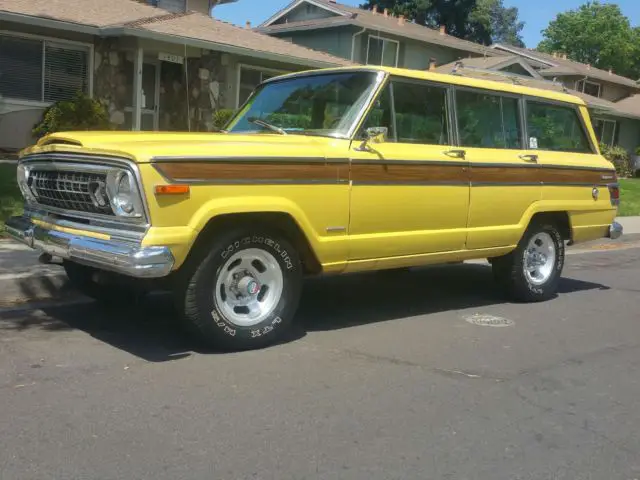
[227,71,380,138]
[360,79,449,145]
[456,90,522,149]
[367,36,398,67]
[526,101,592,153]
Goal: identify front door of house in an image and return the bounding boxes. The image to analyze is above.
[125,59,160,131]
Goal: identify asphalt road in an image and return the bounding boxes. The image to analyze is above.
[1,240,640,480]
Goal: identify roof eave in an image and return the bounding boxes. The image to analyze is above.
[0,10,101,35]
[256,18,354,34]
[259,0,348,28]
[104,26,349,68]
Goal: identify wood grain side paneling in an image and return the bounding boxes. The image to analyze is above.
[155,161,347,183]
[351,163,467,183]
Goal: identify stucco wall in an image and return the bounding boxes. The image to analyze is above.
[617,117,640,155]
[275,28,357,60]
[272,3,338,24]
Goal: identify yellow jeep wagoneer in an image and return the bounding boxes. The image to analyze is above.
[6,66,622,350]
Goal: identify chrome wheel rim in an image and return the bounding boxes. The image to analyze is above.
[524,232,556,286]
[214,248,283,327]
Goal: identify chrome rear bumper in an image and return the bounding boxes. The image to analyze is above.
[608,221,623,240]
[4,216,174,278]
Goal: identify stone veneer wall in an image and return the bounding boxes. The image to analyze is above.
[93,40,228,132]
[93,39,130,130]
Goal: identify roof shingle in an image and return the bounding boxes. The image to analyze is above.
[0,0,352,67]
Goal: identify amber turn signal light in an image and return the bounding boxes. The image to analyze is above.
[155,184,190,195]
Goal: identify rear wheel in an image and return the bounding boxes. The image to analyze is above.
[492,223,565,302]
[175,229,303,350]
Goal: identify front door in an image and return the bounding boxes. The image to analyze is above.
[348,78,470,266]
[125,60,159,131]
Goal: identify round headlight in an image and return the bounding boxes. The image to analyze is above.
[113,171,135,214]
[116,172,134,213]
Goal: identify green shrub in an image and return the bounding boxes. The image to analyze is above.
[635,146,640,156]
[212,109,235,131]
[600,144,632,177]
[32,92,111,139]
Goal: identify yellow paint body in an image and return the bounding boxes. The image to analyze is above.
[20,67,618,275]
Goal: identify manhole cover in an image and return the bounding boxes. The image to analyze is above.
[464,314,514,327]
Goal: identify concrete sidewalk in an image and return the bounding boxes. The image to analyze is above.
[1,217,639,306]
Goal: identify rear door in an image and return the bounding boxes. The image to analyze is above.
[455,88,541,249]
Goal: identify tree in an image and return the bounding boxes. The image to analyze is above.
[538,1,640,79]
[359,0,525,46]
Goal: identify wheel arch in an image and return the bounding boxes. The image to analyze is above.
[184,211,322,275]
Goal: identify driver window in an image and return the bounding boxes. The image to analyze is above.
[359,80,450,145]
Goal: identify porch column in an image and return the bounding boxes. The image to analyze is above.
[132,46,143,131]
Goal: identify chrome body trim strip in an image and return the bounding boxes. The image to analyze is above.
[152,156,350,164]
[4,216,173,279]
[354,181,468,186]
[161,178,350,186]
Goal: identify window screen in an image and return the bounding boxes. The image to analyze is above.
[0,35,43,101]
[526,101,592,153]
[367,37,398,67]
[456,90,522,149]
[0,34,89,103]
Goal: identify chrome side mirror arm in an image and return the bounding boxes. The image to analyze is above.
[355,127,388,152]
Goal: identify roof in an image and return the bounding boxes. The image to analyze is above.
[436,55,542,78]
[432,63,640,120]
[493,44,640,91]
[258,0,503,58]
[0,0,352,68]
[614,95,640,117]
[272,65,588,106]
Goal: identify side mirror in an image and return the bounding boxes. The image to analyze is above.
[355,127,388,152]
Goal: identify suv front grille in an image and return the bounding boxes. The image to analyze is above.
[28,170,114,216]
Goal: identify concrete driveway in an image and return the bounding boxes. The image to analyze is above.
[1,241,640,479]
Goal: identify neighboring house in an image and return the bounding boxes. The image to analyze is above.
[490,44,640,154]
[257,0,502,70]
[136,0,237,14]
[258,0,640,157]
[0,0,350,151]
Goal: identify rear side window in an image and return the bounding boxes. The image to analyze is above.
[456,90,522,149]
[526,101,593,153]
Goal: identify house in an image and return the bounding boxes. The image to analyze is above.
[0,0,351,150]
[257,0,502,69]
[259,0,640,157]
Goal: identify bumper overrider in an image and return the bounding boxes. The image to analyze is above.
[5,216,174,279]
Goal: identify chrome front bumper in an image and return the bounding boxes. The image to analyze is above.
[608,221,624,240]
[5,216,174,278]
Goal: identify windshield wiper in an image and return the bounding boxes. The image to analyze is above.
[247,117,287,135]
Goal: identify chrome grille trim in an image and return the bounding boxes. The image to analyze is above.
[29,169,113,215]
[20,154,150,231]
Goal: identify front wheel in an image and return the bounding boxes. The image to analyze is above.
[492,223,565,302]
[175,229,303,350]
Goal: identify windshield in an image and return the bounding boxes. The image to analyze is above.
[226,71,381,138]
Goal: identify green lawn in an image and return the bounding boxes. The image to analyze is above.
[619,178,640,217]
[0,164,23,233]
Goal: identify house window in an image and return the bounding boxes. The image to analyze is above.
[237,65,287,107]
[0,34,90,104]
[367,36,399,67]
[576,79,601,98]
[593,118,618,147]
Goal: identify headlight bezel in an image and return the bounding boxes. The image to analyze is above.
[106,169,145,219]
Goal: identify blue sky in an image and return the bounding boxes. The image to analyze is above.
[214,0,640,48]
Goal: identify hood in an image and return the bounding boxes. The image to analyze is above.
[22,131,335,162]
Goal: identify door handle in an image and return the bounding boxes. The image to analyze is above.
[444,149,466,159]
[519,154,539,163]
